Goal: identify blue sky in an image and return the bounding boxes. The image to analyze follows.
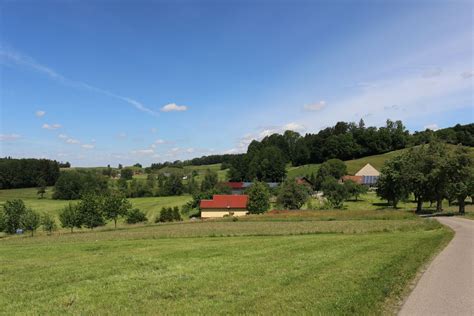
[1,0,472,167]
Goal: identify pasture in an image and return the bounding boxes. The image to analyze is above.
[0,209,452,315]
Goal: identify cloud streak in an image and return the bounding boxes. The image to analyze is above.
[0,46,159,117]
[161,103,188,112]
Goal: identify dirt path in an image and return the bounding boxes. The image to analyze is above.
[399,217,473,316]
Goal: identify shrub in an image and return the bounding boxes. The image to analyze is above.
[246,181,270,214]
[322,177,349,209]
[125,208,148,224]
[277,180,309,210]
[2,199,27,234]
[41,213,57,235]
[59,203,82,233]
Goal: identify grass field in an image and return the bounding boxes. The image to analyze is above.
[0,209,452,314]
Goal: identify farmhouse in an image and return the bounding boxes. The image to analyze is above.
[200,194,249,218]
[222,182,279,194]
[354,163,380,185]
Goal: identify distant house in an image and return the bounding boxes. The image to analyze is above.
[222,182,279,194]
[354,163,380,185]
[296,176,313,187]
[200,195,248,218]
[341,175,363,184]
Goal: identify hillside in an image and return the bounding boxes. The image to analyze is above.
[288,145,474,178]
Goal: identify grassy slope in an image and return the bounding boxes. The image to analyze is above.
[288,146,474,178]
[0,212,452,315]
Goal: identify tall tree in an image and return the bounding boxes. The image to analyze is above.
[59,203,82,233]
[2,199,27,234]
[446,146,474,214]
[77,194,105,230]
[376,155,410,208]
[277,180,309,210]
[246,181,270,214]
[102,192,132,228]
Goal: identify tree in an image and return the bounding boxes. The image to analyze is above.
[77,194,105,229]
[37,178,47,199]
[343,180,367,201]
[201,169,218,192]
[2,199,27,234]
[322,177,350,208]
[172,206,182,221]
[276,180,309,210]
[41,213,57,235]
[121,168,134,180]
[22,208,41,236]
[314,159,347,190]
[162,174,184,196]
[102,192,132,228]
[125,208,148,224]
[376,155,410,208]
[53,171,109,200]
[246,181,270,214]
[157,207,173,222]
[59,203,82,233]
[446,146,474,214]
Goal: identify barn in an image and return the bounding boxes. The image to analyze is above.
[200,195,249,218]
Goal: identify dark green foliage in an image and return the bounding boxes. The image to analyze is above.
[0,158,60,189]
[156,207,182,223]
[343,180,368,201]
[246,181,270,214]
[201,169,218,191]
[120,168,134,180]
[21,208,41,236]
[102,192,132,228]
[53,171,109,200]
[276,180,309,210]
[37,178,47,199]
[1,199,27,234]
[322,177,350,209]
[161,174,184,196]
[376,155,411,208]
[125,208,148,224]
[59,203,82,232]
[41,213,57,235]
[314,159,347,190]
[76,194,105,229]
[445,146,474,214]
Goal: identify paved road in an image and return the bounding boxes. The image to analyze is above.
[399,217,474,316]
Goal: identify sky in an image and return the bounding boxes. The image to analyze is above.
[0,0,472,167]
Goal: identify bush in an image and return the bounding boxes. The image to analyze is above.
[276,180,309,210]
[156,207,181,223]
[41,213,57,235]
[125,208,148,224]
[246,181,270,214]
[322,177,349,209]
[22,208,41,236]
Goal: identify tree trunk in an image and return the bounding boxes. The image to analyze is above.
[458,197,465,214]
[71,227,73,233]
[416,198,423,213]
[436,198,443,212]
[114,218,117,229]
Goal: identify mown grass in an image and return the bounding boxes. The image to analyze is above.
[0,222,452,315]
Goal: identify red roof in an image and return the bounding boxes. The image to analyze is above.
[222,182,244,189]
[341,175,363,184]
[200,195,248,209]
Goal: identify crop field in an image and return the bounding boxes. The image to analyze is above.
[0,209,452,315]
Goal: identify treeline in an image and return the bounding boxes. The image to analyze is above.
[376,141,473,213]
[411,123,474,147]
[148,154,240,171]
[0,158,61,189]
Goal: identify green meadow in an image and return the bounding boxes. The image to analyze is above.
[0,209,452,315]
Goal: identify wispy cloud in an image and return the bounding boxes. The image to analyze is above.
[42,123,61,130]
[66,138,80,144]
[81,144,95,149]
[0,134,21,141]
[161,103,188,112]
[131,149,154,155]
[35,110,46,117]
[0,46,159,117]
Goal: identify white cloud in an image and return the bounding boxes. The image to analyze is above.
[0,134,21,141]
[66,138,80,144]
[42,123,61,130]
[303,101,326,112]
[35,110,46,117]
[81,144,95,149]
[161,103,188,112]
[58,134,68,139]
[282,122,305,132]
[424,124,439,131]
[186,148,195,153]
[155,139,165,144]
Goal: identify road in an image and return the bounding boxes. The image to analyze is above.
[399,216,474,316]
